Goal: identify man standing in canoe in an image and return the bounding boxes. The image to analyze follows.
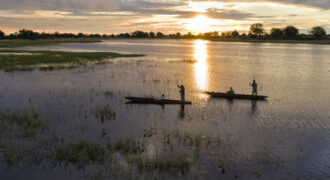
[177,84,185,101]
[250,80,258,95]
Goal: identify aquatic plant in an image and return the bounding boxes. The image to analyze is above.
[94,105,116,121]
[128,156,191,174]
[170,59,197,64]
[0,50,144,72]
[55,140,106,166]
[114,139,145,154]
[104,91,113,97]
[0,110,47,138]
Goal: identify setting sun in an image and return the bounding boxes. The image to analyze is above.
[184,15,215,33]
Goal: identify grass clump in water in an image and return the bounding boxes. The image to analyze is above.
[0,50,144,72]
[114,140,145,154]
[128,156,191,174]
[55,140,106,166]
[0,110,47,138]
[94,105,116,121]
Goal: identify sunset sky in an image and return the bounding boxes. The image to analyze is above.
[0,0,329,34]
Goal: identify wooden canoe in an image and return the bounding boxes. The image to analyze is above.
[205,92,267,100]
[125,97,192,105]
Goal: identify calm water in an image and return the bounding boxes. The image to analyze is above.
[1,39,330,179]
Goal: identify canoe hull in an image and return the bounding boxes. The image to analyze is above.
[125,97,192,105]
[205,92,267,100]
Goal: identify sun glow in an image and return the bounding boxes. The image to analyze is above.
[184,15,215,33]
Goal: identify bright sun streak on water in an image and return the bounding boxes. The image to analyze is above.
[194,40,209,91]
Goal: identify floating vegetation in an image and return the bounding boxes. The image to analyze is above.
[170,59,197,64]
[114,139,145,154]
[55,140,106,166]
[0,50,144,72]
[162,131,222,147]
[0,110,47,138]
[143,127,157,138]
[2,148,17,165]
[94,105,116,121]
[104,91,114,97]
[128,156,191,174]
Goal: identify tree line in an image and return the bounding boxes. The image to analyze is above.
[0,24,328,40]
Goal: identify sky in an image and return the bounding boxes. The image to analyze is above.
[0,0,329,34]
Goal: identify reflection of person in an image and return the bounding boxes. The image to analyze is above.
[249,80,258,95]
[251,100,257,114]
[179,104,185,119]
[227,87,235,96]
[177,85,185,101]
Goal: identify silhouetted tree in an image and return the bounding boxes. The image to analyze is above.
[18,29,39,40]
[231,30,240,38]
[249,23,265,37]
[156,32,164,38]
[149,31,155,37]
[270,28,283,39]
[185,32,193,38]
[132,31,149,38]
[0,30,4,39]
[77,33,86,38]
[310,26,326,39]
[241,33,247,39]
[283,25,299,39]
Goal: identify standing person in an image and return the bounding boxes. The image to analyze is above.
[227,87,235,96]
[177,85,185,101]
[250,80,258,95]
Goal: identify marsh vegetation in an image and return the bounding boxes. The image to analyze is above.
[0,50,143,71]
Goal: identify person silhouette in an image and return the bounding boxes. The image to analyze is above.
[250,80,258,95]
[177,85,185,101]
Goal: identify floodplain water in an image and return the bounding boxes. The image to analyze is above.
[1,39,330,179]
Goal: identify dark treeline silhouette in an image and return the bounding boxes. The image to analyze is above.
[0,24,329,40]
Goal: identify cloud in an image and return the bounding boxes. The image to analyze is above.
[0,0,329,34]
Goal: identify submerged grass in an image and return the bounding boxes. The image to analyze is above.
[0,50,144,72]
[55,140,106,166]
[114,139,145,154]
[128,156,191,174]
[0,110,47,138]
[94,105,116,121]
[0,39,102,48]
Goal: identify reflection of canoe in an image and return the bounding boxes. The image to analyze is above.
[125,97,192,105]
[205,92,268,100]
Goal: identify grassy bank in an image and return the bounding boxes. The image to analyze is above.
[0,39,102,48]
[0,50,144,71]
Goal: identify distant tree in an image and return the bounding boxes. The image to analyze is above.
[270,28,283,39]
[149,31,155,37]
[175,32,181,38]
[17,29,40,40]
[249,23,265,37]
[283,25,299,39]
[185,32,193,38]
[0,30,4,39]
[231,30,240,38]
[132,31,149,38]
[77,33,85,38]
[241,33,247,39]
[156,32,164,38]
[310,26,326,39]
[220,32,226,38]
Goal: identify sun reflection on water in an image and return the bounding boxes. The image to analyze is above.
[193,40,209,92]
